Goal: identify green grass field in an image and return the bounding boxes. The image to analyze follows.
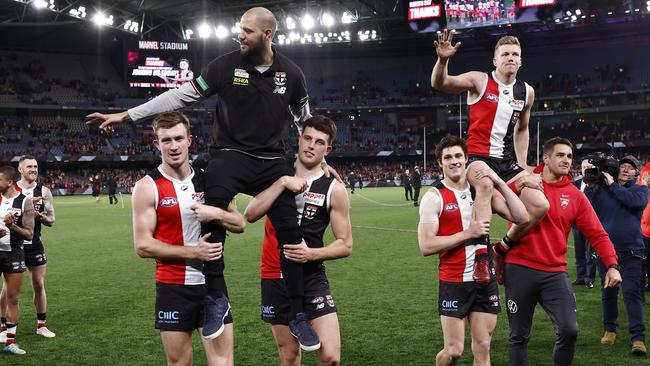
[2,187,648,365]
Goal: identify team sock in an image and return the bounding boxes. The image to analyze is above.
[473,235,490,262]
[5,322,17,345]
[37,313,47,329]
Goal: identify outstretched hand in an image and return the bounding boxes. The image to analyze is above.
[434,29,461,60]
[85,111,129,133]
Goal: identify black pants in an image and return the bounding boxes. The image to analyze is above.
[109,193,118,204]
[644,236,650,290]
[505,264,578,366]
[203,150,304,314]
[404,186,413,201]
[413,186,421,204]
[572,226,596,283]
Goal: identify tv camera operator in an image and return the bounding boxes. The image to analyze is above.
[584,153,647,356]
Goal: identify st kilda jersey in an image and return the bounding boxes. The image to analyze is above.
[16,182,45,245]
[0,192,28,251]
[261,173,336,279]
[145,166,206,285]
[432,181,480,283]
[467,71,532,160]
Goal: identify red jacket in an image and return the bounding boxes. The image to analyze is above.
[506,165,617,272]
[637,162,650,237]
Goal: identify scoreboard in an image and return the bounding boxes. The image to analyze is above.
[127,40,193,89]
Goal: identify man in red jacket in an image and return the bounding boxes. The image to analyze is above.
[503,137,622,366]
[637,162,650,292]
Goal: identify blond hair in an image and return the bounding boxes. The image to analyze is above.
[495,36,521,53]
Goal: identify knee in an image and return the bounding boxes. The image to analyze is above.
[472,338,492,355]
[510,333,530,346]
[32,279,45,293]
[557,323,578,343]
[446,343,464,360]
[278,344,300,365]
[474,176,494,194]
[318,353,340,366]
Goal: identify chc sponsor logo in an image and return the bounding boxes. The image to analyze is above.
[441,299,459,310]
[262,305,275,317]
[158,311,179,320]
[160,196,178,208]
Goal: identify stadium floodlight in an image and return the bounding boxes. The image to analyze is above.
[321,12,335,27]
[48,0,55,10]
[231,22,240,34]
[185,29,194,39]
[198,23,211,38]
[92,12,113,26]
[286,16,296,30]
[301,14,315,30]
[129,21,139,32]
[575,9,581,15]
[33,0,48,9]
[124,20,131,30]
[215,25,228,39]
[341,11,357,24]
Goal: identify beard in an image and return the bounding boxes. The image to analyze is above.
[240,34,266,62]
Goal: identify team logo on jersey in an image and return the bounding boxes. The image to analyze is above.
[560,194,570,209]
[303,204,318,220]
[180,185,188,191]
[274,71,286,86]
[485,93,499,103]
[303,191,326,206]
[159,196,179,208]
[444,203,459,212]
[273,86,286,94]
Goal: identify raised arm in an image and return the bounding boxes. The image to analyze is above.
[418,189,489,256]
[132,178,221,261]
[190,201,246,233]
[431,29,484,95]
[36,186,56,227]
[244,175,308,223]
[514,86,535,169]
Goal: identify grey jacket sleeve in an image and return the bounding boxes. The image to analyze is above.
[127,82,204,121]
[289,100,312,135]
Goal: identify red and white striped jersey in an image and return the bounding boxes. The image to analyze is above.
[0,192,28,250]
[146,166,205,285]
[432,181,478,282]
[467,71,531,160]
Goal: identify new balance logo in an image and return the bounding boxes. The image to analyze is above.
[273,86,286,94]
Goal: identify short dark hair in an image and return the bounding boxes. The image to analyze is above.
[302,115,337,145]
[152,111,190,136]
[435,134,467,163]
[0,165,20,184]
[543,137,573,154]
[19,155,36,164]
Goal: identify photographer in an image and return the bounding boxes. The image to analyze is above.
[584,155,648,356]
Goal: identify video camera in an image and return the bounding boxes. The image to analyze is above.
[583,152,619,185]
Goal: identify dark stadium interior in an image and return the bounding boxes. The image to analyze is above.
[1,0,649,194]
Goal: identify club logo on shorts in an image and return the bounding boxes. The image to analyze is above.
[159,196,179,208]
[274,71,286,86]
[507,300,518,314]
[444,203,459,212]
[311,296,324,304]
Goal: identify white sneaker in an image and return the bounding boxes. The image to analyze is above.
[36,326,56,338]
[3,343,27,355]
[0,330,6,343]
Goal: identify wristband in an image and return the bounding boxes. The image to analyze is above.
[607,263,621,271]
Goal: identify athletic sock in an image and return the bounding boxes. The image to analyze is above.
[473,234,490,261]
[37,313,46,328]
[5,322,17,345]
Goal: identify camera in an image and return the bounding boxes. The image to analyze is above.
[583,152,619,185]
